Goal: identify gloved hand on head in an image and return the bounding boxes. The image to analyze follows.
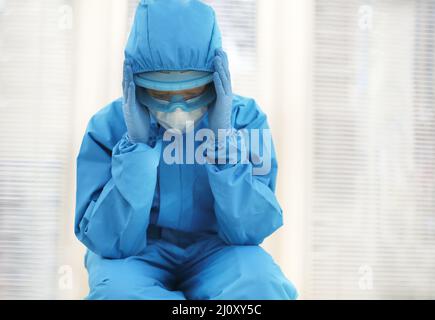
[209,48,233,135]
[122,60,151,145]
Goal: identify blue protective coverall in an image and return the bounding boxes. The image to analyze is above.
[75,0,298,300]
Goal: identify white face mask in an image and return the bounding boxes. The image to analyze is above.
[150,106,208,133]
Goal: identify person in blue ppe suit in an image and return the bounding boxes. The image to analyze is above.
[75,0,298,300]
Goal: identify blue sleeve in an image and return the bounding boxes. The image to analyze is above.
[74,107,161,259]
[206,99,283,245]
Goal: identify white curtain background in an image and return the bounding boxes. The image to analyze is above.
[0,0,434,299]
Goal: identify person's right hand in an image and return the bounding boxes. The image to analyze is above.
[122,60,151,144]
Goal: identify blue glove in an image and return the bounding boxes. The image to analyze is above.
[209,49,233,135]
[122,60,151,144]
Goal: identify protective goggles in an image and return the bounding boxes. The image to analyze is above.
[137,85,216,113]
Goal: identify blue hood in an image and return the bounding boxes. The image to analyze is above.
[125,0,222,74]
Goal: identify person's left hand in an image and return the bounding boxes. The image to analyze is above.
[208,48,233,135]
